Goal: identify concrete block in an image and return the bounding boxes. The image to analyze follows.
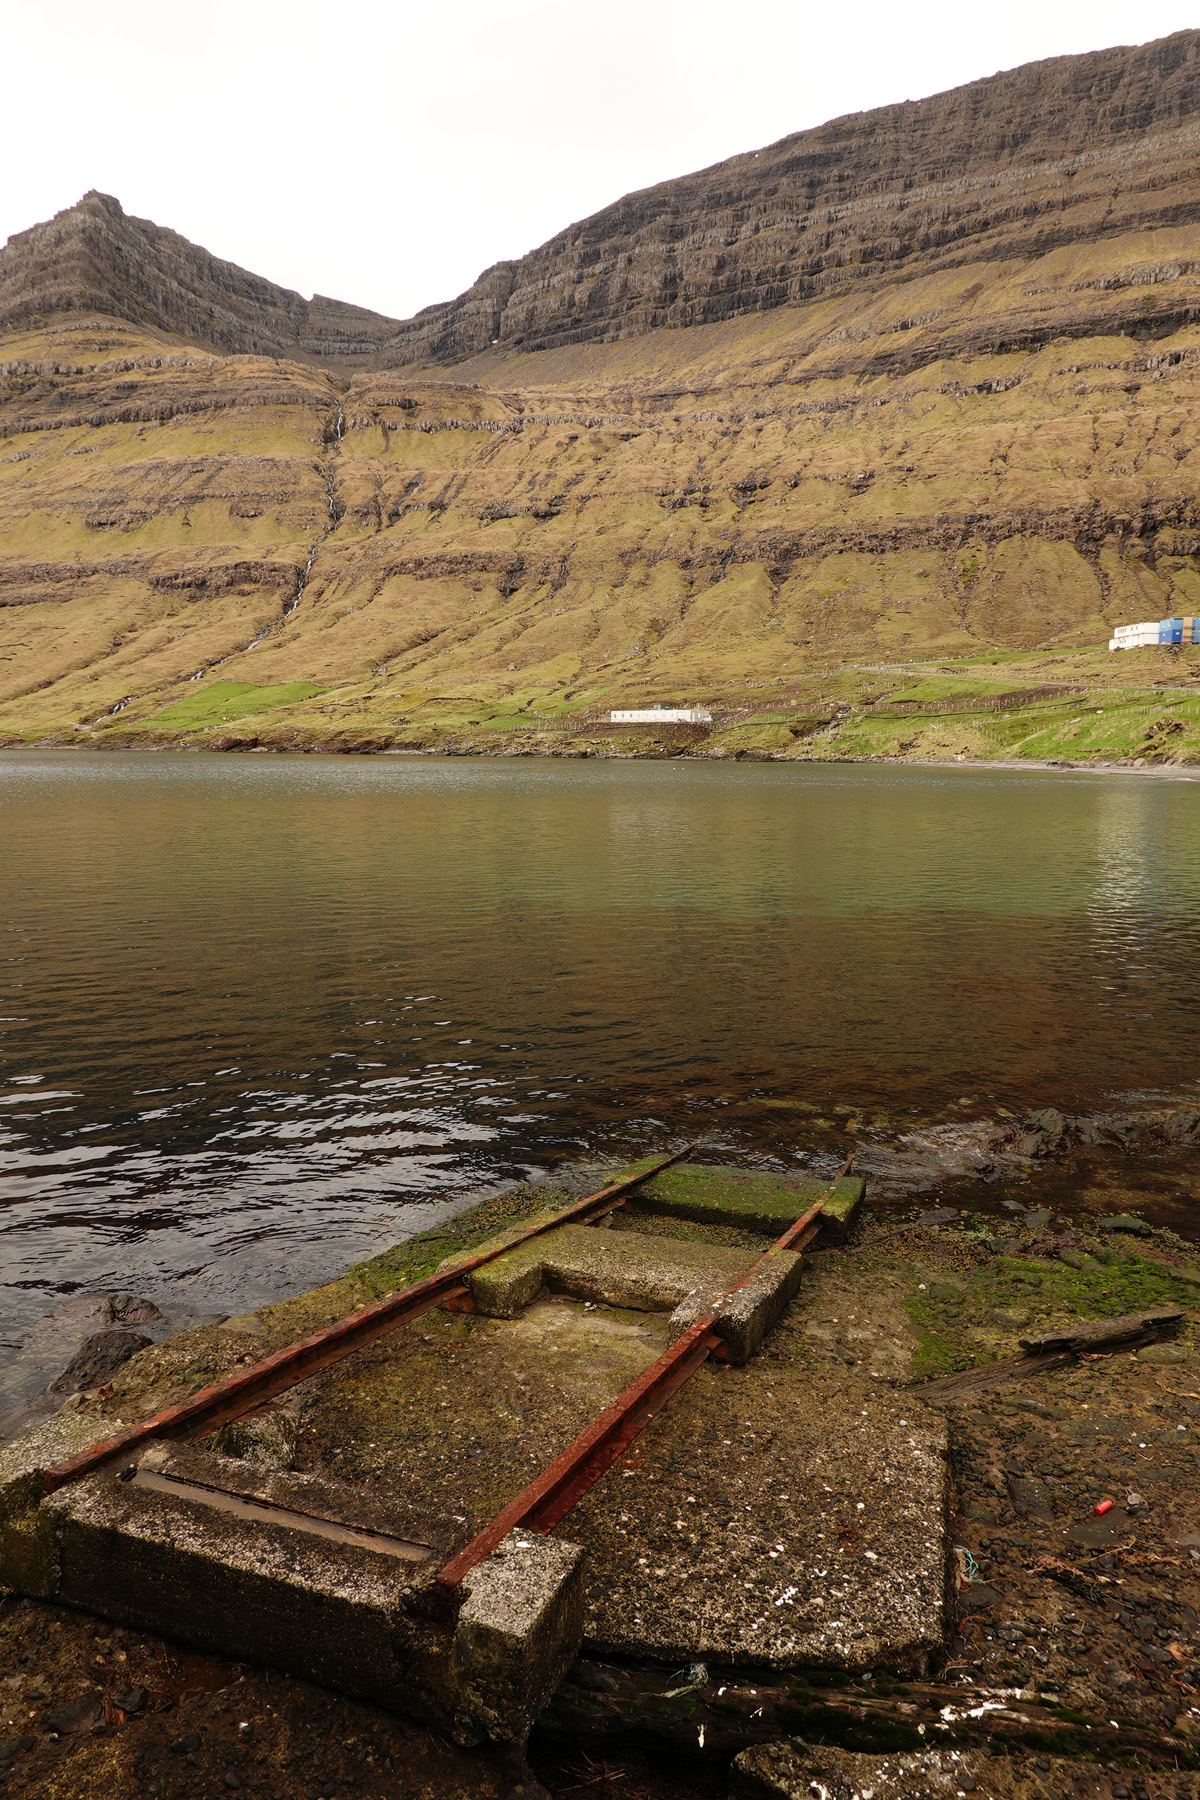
[0,1407,112,1597]
[467,1242,549,1318]
[452,1530,585,1746]
[668,1245,804,1363]
[620,1164,865,1239]
[43,1440,448,1714]
[817,1180,865,1239]
[465,1224,756,1321]
[24,1439,583,1750]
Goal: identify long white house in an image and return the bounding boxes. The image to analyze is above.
[609,707,714,724]
[1110,616,1200,650]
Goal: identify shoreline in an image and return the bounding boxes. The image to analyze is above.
[5,1156,1200,1797]
[4,737,1200,779]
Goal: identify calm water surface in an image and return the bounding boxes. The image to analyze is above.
[2,751,1199,1355]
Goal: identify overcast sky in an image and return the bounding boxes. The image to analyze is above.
[2,0,1197,322]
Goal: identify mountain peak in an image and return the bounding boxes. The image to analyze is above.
[0,190,401,363]
[4,30,1200,370]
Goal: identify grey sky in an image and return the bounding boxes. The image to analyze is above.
[3,0,1197,322]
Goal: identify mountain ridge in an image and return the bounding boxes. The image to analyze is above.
[6,30,1200,370]
[0,190,403,365]
[4,31,1200,764]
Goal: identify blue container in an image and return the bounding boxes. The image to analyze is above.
[1160,618,1185,644]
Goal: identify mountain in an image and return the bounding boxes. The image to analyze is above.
[0,191,402,365]
[2,32,1200,765]
[9,31,1200,372]
[7,31,1200,374]
[390,28,1200,365]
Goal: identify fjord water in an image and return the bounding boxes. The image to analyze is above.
[2,751,1199,1359]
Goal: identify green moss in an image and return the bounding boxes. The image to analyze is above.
[901,1241,1197,1381]
[620,1162,864,1238]
[346,1183,578,1301]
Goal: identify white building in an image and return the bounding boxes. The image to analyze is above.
[609,707,713,724]
[1110,616,1199,650]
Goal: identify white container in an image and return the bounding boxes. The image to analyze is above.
[609,708,714,724]
[1110,620,1162,651]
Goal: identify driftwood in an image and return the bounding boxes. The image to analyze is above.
[541,1661,1180,1766]
[914,1352,1075,1400]
[1018,1305,1184,1356]
[913,1307,1187,1401]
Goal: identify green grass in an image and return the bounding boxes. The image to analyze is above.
[146,681,324,728]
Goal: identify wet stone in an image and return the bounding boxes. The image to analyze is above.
[46,1327,153,1395]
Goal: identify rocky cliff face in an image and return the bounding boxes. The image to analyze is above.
[7,32,1200,371]
[0,192,402,364]
[382,29,1200,364]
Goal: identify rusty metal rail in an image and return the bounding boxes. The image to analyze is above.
[436,1318,724,1590]
[436,1156,854,1591]
[41,1142,698,1494]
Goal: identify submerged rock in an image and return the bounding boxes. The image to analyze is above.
[47,1328,152,1396]
[1,1291,166,1433]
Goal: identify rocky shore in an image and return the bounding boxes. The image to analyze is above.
[3,1120,1200,1800]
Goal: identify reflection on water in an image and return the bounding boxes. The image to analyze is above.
[2,752,1199,1354]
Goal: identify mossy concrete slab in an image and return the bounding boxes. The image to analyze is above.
[448,1222,757,1318]
[452,1223,803,1365]
[563,1361,947,1672]
[291,1299,672,1532]
[284,1300,947,1676]
[619,1162,865,1239]
[2,1176,949,1717]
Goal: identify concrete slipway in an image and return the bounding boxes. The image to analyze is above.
[0,1160,949,1754]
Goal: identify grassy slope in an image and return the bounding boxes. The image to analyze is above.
[3,224,1200,762]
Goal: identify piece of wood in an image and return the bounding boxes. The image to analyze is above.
[1019,1305,1184,1355]
[914,1306,1188,1400]
[915,1352,1076,1400]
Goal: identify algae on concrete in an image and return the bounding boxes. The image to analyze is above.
[622,1162,865,1239]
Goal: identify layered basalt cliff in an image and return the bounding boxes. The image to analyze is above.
[387,29,1200,364]
[8,32,1200,372]
[0,191,401,364]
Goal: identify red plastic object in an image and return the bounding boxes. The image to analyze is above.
[1095,1498,1114,1515]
